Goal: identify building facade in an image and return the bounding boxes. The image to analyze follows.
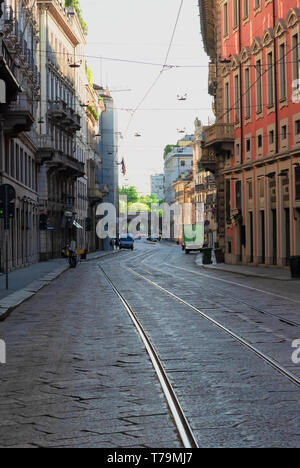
[151,174,165,201]
[164,137,193,204]
[192,118,218,248]
[0,0,116,272]
[37,0,88,260]
[199,0,300,267]
[95,86,119,251]
[0,0,40,271]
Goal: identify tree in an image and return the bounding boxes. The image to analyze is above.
[164,145,175,159]
[119,186,139,204]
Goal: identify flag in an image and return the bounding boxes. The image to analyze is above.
[121,158,126,176]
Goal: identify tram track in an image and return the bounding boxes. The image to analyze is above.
[138,250,300,329]
[117,258,300,390]
[98,263,199,449]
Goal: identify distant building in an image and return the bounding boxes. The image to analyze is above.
[151,174,165,201]
[95,86,119,251]
[164,137,193,204]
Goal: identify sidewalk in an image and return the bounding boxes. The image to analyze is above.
[195,252,292,281]
[0,249,120,321]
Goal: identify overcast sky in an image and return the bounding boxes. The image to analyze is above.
[81,0,214,194]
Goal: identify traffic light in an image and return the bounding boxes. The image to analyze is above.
[39,213,48,231]
[85,217,92,232]
[0,184,15,229]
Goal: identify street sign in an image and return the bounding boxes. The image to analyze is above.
[0,184,16,290]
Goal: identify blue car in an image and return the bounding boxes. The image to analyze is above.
[119,235,134,250]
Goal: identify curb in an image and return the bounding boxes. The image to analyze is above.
[195,255,293,281]
[85,249,122,262]
[0,265,69,322]
[0,250,123,322]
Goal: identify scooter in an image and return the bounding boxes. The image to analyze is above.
[68,250,78,268]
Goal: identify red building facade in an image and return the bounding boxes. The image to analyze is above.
[204,0,300,267]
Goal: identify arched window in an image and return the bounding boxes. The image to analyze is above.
[0,79,6,104]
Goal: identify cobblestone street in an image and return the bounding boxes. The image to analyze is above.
[0,243,299,448]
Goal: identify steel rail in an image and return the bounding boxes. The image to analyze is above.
[125,265,300,389]
[98,265,199,449]
[140,254,300,329]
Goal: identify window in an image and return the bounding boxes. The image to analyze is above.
[256,60,262,113]
[233,0,239,28]
[248,181,253,200]
[16,144,19,181]
[282,125,287,140]
[243,0,249,18]
[296,120,300,135]
[234,75,240,121]
[269,130,275,145]
[25,154,28,186]
[224,3,228,36]
[257,134,263,148]
[11,141,15,178]
[254,0,261,8]
[296,167,300,200]
[267,52,274,107]
[225,82,230,123]
[245,68,251,119]
[246,139,251,152]
[292,34,299,82]
[226,179,231,223]
[236,181,242,210]
[279,43,287,100]
[260,178,265,198]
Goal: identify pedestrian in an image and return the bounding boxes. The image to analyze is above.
[110,239,115,250]
[115,238,120,250]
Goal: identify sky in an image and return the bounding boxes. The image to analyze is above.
[80,0,214,194]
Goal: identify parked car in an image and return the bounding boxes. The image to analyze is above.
[119,235,134,250]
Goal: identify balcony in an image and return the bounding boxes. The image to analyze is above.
[48,102,81,134]
[47,151,85,178]
[199,148,217,173]
[48,100,68,121]
[204,123,234,150]
[0,38,21,103]
[208,62,217,96]
[88,184,109,204]
[36,135,54,164]
[2,97,34,136]
[67,111,81,134]
[195,183,205,192]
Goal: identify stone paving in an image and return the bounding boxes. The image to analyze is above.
[0,244,299,448]
[101,245,300,448]
[0,257,179,448]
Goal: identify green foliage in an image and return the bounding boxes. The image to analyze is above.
[85,63,93,87]
[164,144,175,159]
[119,187,163,215]
[87,105,99,121]
[65,0,88,35]
[119,186,139,204]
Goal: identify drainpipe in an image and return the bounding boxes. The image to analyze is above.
[273,0,279,155]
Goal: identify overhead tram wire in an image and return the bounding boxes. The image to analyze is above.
[122,0,185,139]
[39,46,300,68]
